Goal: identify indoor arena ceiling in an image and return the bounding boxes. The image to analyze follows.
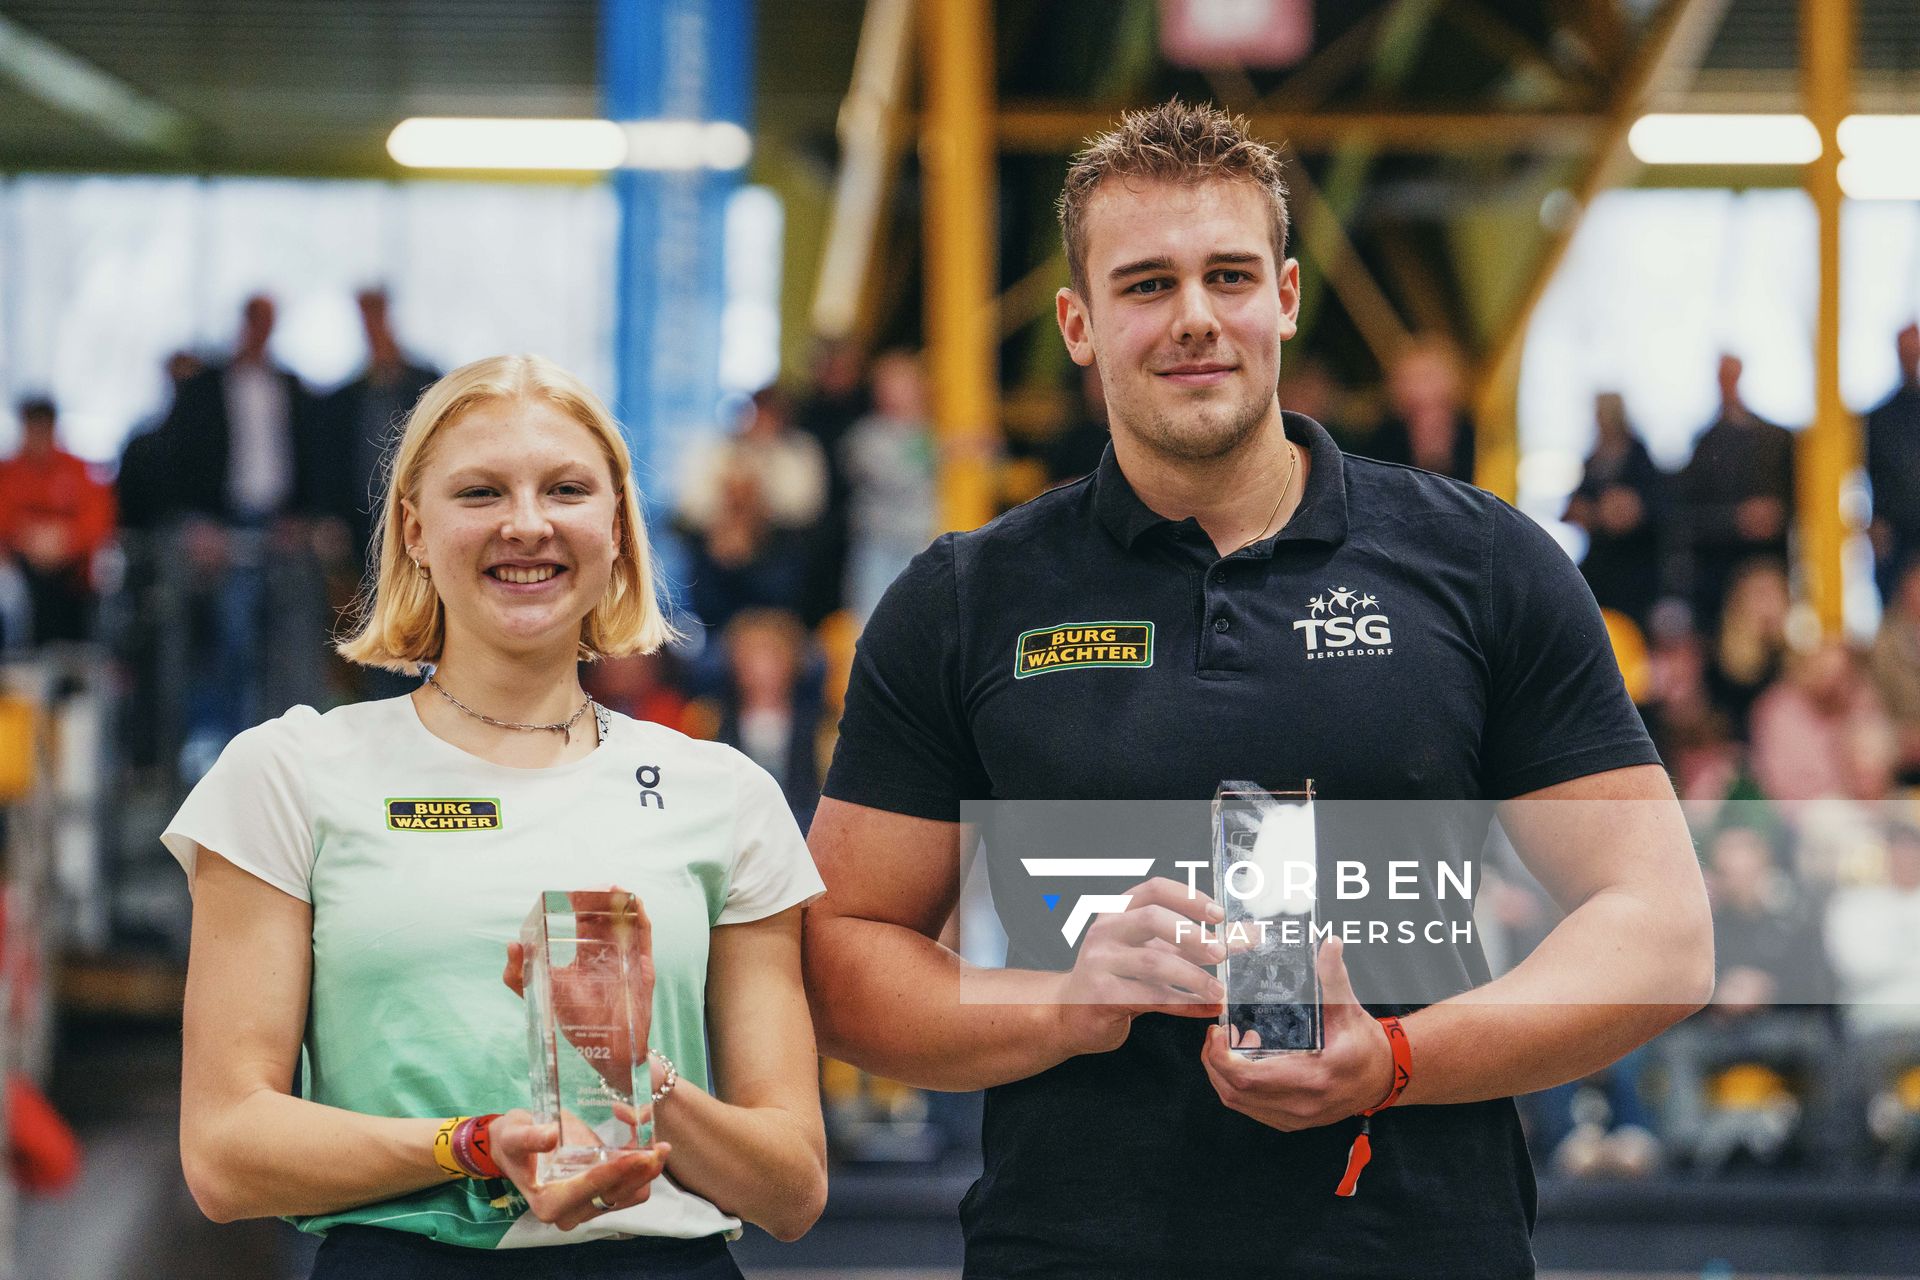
[0,0,1912,175]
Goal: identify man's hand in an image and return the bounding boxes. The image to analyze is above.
[1057,876,1226,1057]
[1200,939,1393,1132]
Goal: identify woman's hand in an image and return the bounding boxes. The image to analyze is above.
[504,888,656,1090]
[489,1108,671,1231]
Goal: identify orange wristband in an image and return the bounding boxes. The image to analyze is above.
[1364,1015,1412,1115]
[1336,1016,1412,1198]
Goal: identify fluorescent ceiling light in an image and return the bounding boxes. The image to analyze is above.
[622,120,753,170]
[1628,114,1822,165]
[1839,157,1920,201]
[388,118,626,170]
[1837,114,1920,161]
[388,117,752,171]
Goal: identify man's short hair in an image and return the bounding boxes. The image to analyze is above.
[1057,98,1291,299]
[16,396,55,425]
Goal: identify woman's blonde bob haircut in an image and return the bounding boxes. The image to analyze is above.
[335,354,678,673]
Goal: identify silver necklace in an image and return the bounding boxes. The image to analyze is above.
[423,671,597,746]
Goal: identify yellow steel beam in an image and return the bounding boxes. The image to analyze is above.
[991,107,1603,154]
[1470,0,1733,501]
[1801,0,1854,633]
[922,0,999,533]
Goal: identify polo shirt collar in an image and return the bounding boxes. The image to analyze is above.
[1092,411,1350,551]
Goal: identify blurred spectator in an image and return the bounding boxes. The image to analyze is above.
[840,350,936,621]
[163,294,325,523]
[161,295,331,767]
[680,387,827,536]
[794,338,871,460]
[1659,825,1836,1170]
[320,289,440,567]
[794,339,870,627]
[1040,364,1111,487]
[1825,824,1920,1168]
[0,397,115,644]
[711,608,825,830]
[1749,639,1895,807]
[1705,558,1791,744]
[1866,323,1920,602]
[116,352,203,533]
[1869,558,1920,785]
[676,388,827,629]
[1706,825,1837,1009]
[1370,335,1475,483]
[1678,355,1795,630]
[1641,616,1741,804]
[584,650,694,736]
[1564,392,1665,627]
[1278,353,1347,443]
[1827,824,1920,1034]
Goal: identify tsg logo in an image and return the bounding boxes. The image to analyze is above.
[636,765,665,809]
[1291,585,1393,659]
[1019,857,1154,944]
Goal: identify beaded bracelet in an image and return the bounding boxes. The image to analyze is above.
[650,1049,678,1103]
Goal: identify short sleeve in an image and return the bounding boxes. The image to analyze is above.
[161,708,320,901]
[821,536,992,821]
[1479,502,1661,798]
[716,754,826,926]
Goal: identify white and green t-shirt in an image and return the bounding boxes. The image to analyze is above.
[164,696,824,1250]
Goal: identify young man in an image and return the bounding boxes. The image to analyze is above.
[805,101,1713,1279]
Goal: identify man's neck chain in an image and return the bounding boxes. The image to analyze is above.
[1250,442,1301,544]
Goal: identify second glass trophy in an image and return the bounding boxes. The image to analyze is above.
[521,890,653,1182]
[1213,782,1322,1054]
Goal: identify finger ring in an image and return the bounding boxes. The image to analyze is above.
[591,1194,614,1212]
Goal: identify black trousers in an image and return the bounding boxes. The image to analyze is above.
[309,1227,745,1279]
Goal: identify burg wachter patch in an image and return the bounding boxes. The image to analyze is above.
[386,798,503,831]
[1014,621,1154,678]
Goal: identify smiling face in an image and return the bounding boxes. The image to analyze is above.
[402,395,621,662]
[1056,177,1299,464]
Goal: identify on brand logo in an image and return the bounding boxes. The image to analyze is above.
[636,765,665,809]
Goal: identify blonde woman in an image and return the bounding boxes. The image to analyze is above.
[170,355,826,1278]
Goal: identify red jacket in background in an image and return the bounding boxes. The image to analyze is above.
[0,449,116,583]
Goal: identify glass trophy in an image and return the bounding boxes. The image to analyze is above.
[1213,783,1322,1054]
[521,890,653,1182]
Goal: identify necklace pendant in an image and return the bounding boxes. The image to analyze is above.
[560,724,571,746]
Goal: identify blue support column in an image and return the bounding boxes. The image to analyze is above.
[601,0,753,503]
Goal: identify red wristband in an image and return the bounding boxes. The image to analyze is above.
[451,1113,503,1180]
[1336,1016,1412,1198]
[467,1113,502,1179]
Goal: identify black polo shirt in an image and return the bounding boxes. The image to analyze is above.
[823,414,1659,1280]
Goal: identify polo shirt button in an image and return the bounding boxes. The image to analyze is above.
[1213,617,1230,633]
